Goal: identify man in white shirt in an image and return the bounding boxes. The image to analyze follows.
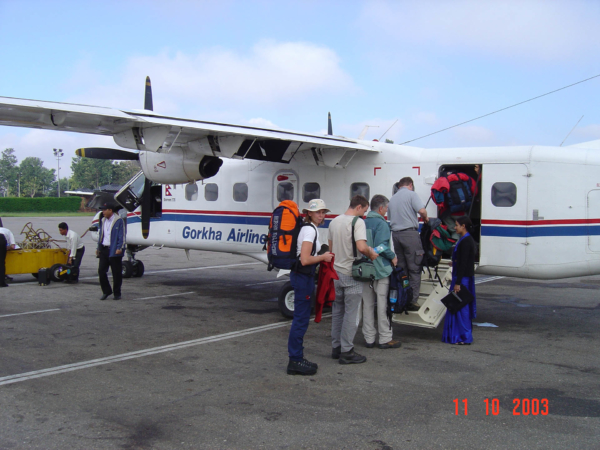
[58,222,85,281]
[0,226,16,287]
[327,195,378,365]
[96,202,125,300]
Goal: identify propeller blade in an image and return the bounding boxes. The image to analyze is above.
[141,178,152,239]
[327,112,333,135]
[76,148,139,161]
[144,76,153,111]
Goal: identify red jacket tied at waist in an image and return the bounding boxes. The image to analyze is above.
[314,256,338,323]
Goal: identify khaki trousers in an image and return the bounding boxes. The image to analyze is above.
[362,277,392,345]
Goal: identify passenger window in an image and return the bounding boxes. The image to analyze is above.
[303,182,320,202]
[185,182,198,201]
[233,183,248,202]
[350,182,370,200]
[491,182,517,207]
[277,182,294,202]
[204,183,218,201]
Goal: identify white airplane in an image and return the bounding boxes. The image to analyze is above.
[1,78,600,324]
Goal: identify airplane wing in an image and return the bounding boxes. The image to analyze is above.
[0,96,378,167]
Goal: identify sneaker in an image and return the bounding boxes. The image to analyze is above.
[331,346,341,360]
[365,342,375,348]
[339,349,367,365]
[378,340,402,349]
[406,303,420,312]
[287,359,317,375]
[302,358,318,369]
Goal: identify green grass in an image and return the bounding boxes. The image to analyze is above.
[1,212,96,217]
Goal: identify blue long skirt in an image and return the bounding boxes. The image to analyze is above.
[442,275,477,344]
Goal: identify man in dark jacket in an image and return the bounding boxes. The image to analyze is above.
[96,202,125,300]
[362,195,401,349]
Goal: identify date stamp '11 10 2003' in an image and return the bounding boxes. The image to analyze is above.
[453,398,549,416]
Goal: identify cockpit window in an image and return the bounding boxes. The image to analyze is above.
[491,182,517,207]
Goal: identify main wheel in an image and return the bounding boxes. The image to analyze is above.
[278,281,295,319]
[122,261,134,278]
[132,260,145,277]
[49,264,66,282]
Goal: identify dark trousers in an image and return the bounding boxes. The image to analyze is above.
[0,234,6,286]
[71,246,85,280]
[288,269,315,361]
[98,247,123,296]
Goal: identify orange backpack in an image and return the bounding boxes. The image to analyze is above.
[265,200,303,271]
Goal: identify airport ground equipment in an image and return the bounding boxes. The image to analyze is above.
[5,222,68,279]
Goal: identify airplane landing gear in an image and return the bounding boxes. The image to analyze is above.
[123,245,147,278]
[278,281,295,319]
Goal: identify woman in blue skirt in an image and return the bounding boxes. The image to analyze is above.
[442,216,477,344]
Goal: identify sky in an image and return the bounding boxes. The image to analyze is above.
[1,0,600,176]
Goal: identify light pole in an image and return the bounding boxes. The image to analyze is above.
[53,148,64,197]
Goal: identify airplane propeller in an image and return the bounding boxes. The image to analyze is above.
[75,147,139,160]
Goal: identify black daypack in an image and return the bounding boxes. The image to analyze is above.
[387,265,412,325]
[420,218,442,268]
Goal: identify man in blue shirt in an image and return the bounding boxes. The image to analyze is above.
[96,202,125,300]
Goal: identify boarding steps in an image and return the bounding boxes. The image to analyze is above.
[391,259,452,329]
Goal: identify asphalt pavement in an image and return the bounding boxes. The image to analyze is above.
[0,217,599,449]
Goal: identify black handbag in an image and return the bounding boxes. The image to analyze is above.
[441,285,474,314]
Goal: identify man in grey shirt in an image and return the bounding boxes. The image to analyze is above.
[388,177,429,310]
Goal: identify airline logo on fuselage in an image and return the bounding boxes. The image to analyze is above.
[182,225,267,244]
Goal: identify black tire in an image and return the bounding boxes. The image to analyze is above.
[278,281,295,319]
[49,264,66,282]
[122,261,134,278]
[132,260,145,278]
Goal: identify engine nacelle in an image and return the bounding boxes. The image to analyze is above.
[139,148,223,184]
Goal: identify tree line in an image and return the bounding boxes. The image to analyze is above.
[0,148,140,198]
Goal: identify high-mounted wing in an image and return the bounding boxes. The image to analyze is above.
[0,96,378,168]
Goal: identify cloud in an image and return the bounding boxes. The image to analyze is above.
[67,41,356,114]
[451,125,494,143]
[360,0,600,62]
[243,118,280,129]
[1,129,117,176]
[414,112,438,125]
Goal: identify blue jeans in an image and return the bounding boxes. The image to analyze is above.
[288,269,315,361]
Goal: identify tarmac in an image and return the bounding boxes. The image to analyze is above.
[1,217,599,449]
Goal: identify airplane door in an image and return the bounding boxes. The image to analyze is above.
[272,171,298,209]
[587,190,600,252]
[480,164,528,267]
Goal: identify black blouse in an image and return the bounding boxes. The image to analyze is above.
[454,234,476,280]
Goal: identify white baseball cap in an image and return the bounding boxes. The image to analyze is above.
[303,199,330,213]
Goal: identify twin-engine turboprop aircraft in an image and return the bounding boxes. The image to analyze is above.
[1,78,600,322]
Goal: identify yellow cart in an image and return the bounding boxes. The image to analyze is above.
[6,248,69,277]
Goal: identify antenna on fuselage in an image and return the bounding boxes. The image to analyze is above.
[144,76,153,111]
[327,112,333,135]
[358,125,379,140]
[560,115,584,147]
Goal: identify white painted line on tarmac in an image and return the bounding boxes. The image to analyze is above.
[0,309,60,318]
[8,262,264,286]
[0,313,333,387]
[245,279,288,287]
[475,276,505,284]
[133,292,195,301]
